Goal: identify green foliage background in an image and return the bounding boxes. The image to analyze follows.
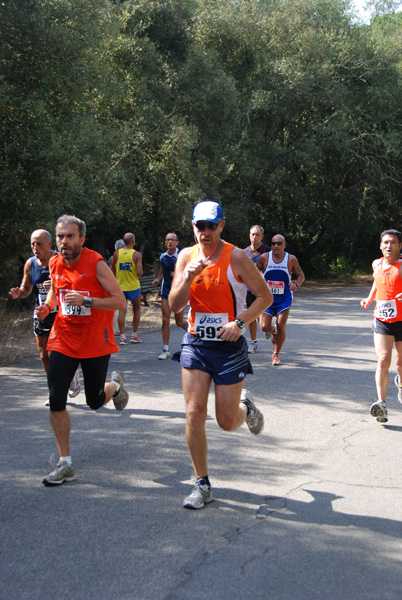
[1,0,401,290]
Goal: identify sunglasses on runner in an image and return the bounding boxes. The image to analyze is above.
[271,241,283,246]
[194,221,220,231]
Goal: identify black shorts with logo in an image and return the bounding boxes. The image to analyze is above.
[373,318,402,342]
[33,313,56,336]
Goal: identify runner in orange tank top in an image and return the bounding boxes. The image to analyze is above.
[361,229,402,422]
[169,201,273,509]
[36,215,130,486]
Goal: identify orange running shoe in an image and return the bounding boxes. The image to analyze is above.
[272,352,281,366]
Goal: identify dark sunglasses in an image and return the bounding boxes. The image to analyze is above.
[165,238,177,242]
[271,241,283,246]
[194,221,219,231]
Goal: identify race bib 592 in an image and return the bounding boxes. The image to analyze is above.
[194,312,229,341]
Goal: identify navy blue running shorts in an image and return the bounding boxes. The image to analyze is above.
[246,290,256,309]
[160,282,171,300]
[174,332,253,385]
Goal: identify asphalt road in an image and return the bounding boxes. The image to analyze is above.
[1,283,401,600]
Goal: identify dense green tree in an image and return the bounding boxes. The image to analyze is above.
[0,0,401,293]
[192,0,402,272]
[102,0,240,252]
[0,0,122,276]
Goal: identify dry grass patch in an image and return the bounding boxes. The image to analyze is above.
[0,300,37,367]
[0,277,369,367]
[0,297,165,367]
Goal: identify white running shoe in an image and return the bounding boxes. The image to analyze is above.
[394,374,402,405]
[248,341,258,354]
[240,389,264,435]
[43,461,76,486]
[264,327,277,341]
[158,350,171,360]
[68,371,81,398]
[183,479,213,509]
[111,371,129,411]
[370,400,388,423]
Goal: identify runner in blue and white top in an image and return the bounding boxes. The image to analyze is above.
[8,229,81,399]
[244,225,270,354]
[257,234,304,366]
[159,247,180,299]
[8,229,58,373]
[152,232,187,359]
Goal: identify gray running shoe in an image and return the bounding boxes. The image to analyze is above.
[43,461,76,486]
[248,341,258,354]
[370,400,388,423]
[111,371,129,411]
[241,389,264,435]
[394,374,402,405]
[183,479,213,509]
[68,370,81,398]
[264,327,277,341]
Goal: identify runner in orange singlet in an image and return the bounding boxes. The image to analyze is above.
[169,201,272,509]
[361,229,402,422]
[36,215,129,486]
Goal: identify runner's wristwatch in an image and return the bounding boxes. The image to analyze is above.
[234,318,245,329]
[84,296,93,308]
